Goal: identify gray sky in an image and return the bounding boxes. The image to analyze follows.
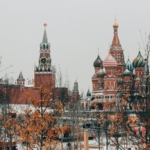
[0,0,150,93]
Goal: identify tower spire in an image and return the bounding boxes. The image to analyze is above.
[17,71,25,86]
[42,23,48,43]
[111,19,122,51]
[18,71,24,79]
[110,20,125,66]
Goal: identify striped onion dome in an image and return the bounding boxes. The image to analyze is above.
[123,69,131,76]
[126,59,134,71]
[93,55,103,68]
[132,51,145,68]
[96,68,106,78]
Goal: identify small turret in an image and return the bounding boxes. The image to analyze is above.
[123,69,131,76]
[17,72,25,86]
[72,81,80,101]
[73,81,78,92]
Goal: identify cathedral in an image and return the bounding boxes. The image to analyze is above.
[81,20,146,110]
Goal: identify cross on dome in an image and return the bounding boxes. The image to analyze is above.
[98,47,100,55]
[113,18,118,27]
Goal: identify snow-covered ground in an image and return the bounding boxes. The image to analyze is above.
[15,137,138,150]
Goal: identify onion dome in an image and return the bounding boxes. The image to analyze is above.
[132,51,145,68]
[96,68,106,78]
[103,52,118,67]
[93,55,103,68]
[126,59,134,71]
[123,69,131,76]
[113,19,119,27]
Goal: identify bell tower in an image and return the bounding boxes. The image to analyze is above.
[34,23,55,88]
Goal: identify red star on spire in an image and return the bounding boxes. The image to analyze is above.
[43,23,47,27]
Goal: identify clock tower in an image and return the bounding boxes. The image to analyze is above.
[34,24,55,88]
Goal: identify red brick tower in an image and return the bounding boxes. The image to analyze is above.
[110,20,125,75]
[34,24,55,88]
[72,81,80,101]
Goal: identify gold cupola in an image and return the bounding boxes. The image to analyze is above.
[113,19,119,27]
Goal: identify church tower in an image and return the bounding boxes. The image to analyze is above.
[110,20,125,75]
[34,24,55,88]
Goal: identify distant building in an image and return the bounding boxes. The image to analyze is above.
[80,88,91,110]
[71,81,80,101]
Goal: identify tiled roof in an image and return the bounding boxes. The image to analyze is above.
[103,52,118,67]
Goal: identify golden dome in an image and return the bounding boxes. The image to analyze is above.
[113,19,119,27]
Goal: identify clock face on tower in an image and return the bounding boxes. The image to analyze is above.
[40,57,47,64]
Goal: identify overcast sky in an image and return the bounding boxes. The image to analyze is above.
[0,0,150,93]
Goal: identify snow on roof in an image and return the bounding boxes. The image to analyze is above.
[24,84,34,87]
